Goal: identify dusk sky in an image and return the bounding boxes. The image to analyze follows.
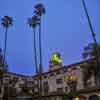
[0,0,100,76]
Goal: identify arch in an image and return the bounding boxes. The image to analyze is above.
[88,94,100,100]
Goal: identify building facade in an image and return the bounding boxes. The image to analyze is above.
[0,58,100,100]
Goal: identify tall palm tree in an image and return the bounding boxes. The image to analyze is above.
[27,15,39,73]
[82,43,100,59]
[82,43,100,86]
[34,3,45,97]
[81,0,100,84]
[1,16,12,69]
[34,3,45,73]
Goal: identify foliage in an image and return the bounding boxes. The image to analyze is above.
[34,3,45,16]
[82,43,100,59]
[28,15,40,28]
[1,16,12,28]
[82,43,100,85]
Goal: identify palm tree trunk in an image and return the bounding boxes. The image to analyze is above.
[81,0,100,82]
[81,0,96,43]
[39,16,42,96]
[39,17,43,72]
[2,27,8,100]
[33,27,38,73]
[3,27,8,68]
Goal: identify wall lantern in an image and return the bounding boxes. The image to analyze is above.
[66,75,77,81]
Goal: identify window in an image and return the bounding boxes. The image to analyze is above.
[65,87,68,92]
[69,85,77,92]
[63,68,67,72]
[56,71,61,75]
[57,88,63,92]
[44,88,49,94]
[43,81,49,94]
[43,75,47,78]
[49,73,55,77]
[85,81,92,87]
[34,84,39,88]
[56,78,62,84]
[43,81,49,89]
[34,92,39,96]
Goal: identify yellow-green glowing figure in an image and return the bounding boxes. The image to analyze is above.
[50,52,62,64]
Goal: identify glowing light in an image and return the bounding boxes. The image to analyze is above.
[66,75,77,81]
[50,52,62,64]
[73,97,80,100]
[28,90,33,94]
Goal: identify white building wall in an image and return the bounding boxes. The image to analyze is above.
[76,66,84,90]
[48,74,57,92]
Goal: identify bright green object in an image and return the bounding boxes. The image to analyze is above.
[50,52,62,64]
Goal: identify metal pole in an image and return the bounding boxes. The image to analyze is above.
[81,0,100,80]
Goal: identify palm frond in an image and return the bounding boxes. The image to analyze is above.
[1,16,13,28]
[82,43,100,59]
[27,15,40,28]
[34,3,45,16]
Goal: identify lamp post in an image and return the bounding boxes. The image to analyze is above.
[81,0,100,82]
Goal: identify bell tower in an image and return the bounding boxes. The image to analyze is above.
[49,52,62,71]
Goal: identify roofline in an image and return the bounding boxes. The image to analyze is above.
[32,58,96,78]
[5,58,95,78]
[5,71,31,78]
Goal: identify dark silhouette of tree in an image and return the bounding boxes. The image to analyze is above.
[34,3,46,97]
[34,3,45,72]
[82,43,100,86]
[1,16,13,69]
[28,15,39,73]
[82,43,100,59]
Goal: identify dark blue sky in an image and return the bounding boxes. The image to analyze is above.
[0,0,100,76]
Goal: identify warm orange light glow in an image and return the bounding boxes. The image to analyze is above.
[73,97,80,100]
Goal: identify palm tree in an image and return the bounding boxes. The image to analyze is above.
[34,3,45,73]
[28,15,39,73]
[82,43,100,86]
[1,16,12,69]
[82,43,100,59]
[81,0,100,84]
[34,3,45,97]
